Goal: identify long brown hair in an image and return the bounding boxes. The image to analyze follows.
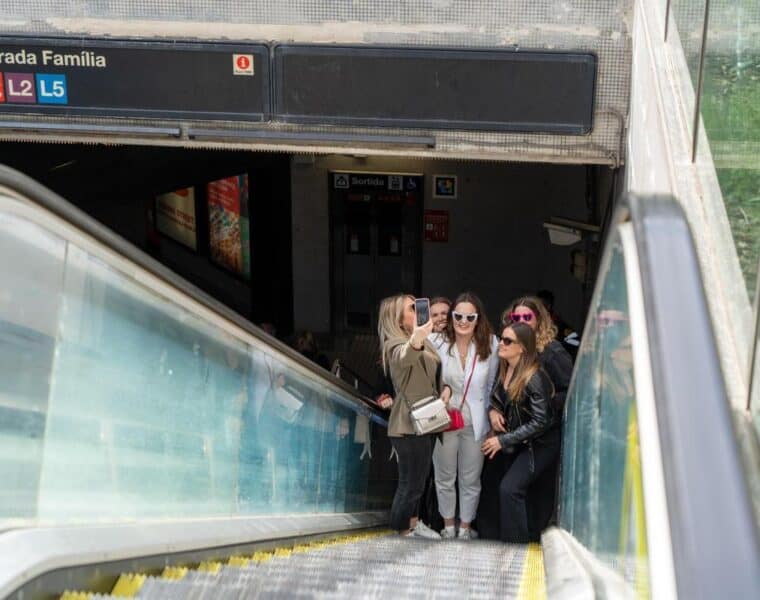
[501,296,557,353]
[499,323,541,403]
[445,292,494,361]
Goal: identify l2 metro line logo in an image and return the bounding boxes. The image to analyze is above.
[232,54,254,76]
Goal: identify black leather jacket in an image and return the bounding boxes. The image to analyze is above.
[539,340,573,413]
[490,368,555,452]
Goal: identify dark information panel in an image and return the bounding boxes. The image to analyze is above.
[275,45,597,134]
[0,38,270,120]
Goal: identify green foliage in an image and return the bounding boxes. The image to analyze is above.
[716,168,760,301]
[702,54,760,142]
[702,53,760,301]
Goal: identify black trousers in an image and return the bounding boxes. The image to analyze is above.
[478,429,560,543]
[527,432,561,533]
[390,435,434,531]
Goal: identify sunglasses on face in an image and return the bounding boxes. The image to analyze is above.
[509,312,534,323]
[452,311,478,323]
[499,336,518,346]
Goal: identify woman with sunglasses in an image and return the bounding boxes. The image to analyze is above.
[378,294,452,539]
[498,296,573,534]
[432,292,498,539]
[480,322,559,543]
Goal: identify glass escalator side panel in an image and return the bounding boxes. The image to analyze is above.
[0,208,381,526]
[559,228,649,595]
[0,214,65,521]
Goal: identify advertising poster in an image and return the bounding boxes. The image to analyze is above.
[155,187,197,250]
[207,174,251,279]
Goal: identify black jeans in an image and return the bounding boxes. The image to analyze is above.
[527,428,562,534]
[390,435,434,531]
[499,430,560,543]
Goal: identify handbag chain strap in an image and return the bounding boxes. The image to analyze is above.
[459,352,478,409]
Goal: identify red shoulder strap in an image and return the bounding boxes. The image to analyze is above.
[460,353,478,408]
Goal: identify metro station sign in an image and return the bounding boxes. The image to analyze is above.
[0,38,597,136]
[0,38,270,120]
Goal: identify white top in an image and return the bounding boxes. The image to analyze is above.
[430,333,500,441]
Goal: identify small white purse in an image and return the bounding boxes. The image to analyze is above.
[410,395,451,435]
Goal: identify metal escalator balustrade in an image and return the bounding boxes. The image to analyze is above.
[558,194,760,599]
[0,164,392,598]
[0,164,388,526]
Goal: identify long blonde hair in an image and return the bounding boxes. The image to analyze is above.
[501,296,557,353]
[378,294,413,375]
[499,323,542,403]
[378,294,438,375]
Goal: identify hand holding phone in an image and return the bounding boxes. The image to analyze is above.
[410,298,433,349]
[415,298,431,327]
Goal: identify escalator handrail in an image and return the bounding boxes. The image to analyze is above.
[0,512,388,599]
[622,194,760,598]
[0,163,387,425]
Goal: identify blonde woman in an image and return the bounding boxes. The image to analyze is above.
[378,294,452,538]
[501,296,573,413]
[480,322,558,543]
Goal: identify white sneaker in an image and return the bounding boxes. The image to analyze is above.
[457,527,477,540]
[405,521,441,540]
[440,526,456,539]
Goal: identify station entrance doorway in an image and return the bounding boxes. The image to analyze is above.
[329,172,423,334]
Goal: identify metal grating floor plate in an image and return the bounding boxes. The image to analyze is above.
[72,535,541,599]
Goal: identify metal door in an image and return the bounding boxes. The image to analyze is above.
[330,172,422,333]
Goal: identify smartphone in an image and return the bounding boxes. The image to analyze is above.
[415,297,431,327]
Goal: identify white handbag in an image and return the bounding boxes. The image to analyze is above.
[410,395,451,435]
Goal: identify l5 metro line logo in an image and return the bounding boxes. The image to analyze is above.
[233,54,254,76]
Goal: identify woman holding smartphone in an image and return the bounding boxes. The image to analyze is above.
[432,292,498,539]
[378,294,451,538]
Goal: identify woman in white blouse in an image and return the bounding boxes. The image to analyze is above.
[432,292,499,539]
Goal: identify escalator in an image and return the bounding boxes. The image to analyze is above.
[61,533,544,599]
[0,164,758,599]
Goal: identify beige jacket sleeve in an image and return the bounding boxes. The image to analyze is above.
[386,336,425,369]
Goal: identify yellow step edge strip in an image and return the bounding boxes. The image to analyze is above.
[516,543,547,600]
[161,566,189,580]
[228,555,251,567]
[110,573,147,597]
[197,561,222,574]
[61,528,394,599]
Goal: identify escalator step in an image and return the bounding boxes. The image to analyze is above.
[110,573,146,597]
[59,533,544,599]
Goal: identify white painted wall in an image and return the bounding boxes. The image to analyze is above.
[292,155,596,333]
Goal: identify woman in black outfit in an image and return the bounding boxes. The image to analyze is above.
[480,322,560,543]
[502,296,573,532]
[501,297,573,415]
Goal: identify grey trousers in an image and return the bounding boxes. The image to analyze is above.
[432,423,485,523]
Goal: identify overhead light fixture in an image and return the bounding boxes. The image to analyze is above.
[543,223,582,246]
[542,217,600,246]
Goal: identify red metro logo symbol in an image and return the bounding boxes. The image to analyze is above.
[233,54,254,76]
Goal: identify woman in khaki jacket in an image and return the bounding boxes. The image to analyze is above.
[378,294,451,538]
